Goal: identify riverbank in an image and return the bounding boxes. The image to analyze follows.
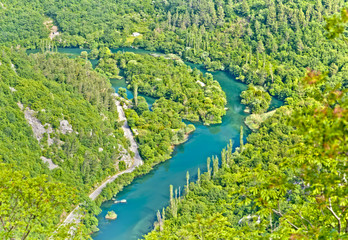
[34,47,281,239]
[60,94,143,228]
[56,51,201,236]
[92,51,252,240]
[244,110,277,132]
[39,47,248,240]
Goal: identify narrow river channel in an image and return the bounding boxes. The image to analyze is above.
[28,48,283,240]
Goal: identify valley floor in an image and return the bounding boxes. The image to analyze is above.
[62,96,143,226]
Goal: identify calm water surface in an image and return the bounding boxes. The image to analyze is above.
[94,65,249,240]
[28,47,282,239]
[93,48,271,240]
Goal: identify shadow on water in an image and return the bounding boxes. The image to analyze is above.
[27,47,282,240]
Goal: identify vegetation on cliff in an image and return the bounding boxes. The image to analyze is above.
[0,0,347,239]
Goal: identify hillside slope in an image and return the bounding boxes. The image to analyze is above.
[0,48,131,238]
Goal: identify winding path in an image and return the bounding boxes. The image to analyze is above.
[61,96,143,226]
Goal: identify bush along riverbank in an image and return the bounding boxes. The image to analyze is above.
[76,95,197,234]
[83,51,230,233]
[96,50,227,125]
[0,48,135,238]
[88,94,197,229]
[124,96,196,166]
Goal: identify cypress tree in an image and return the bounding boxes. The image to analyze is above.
[197,168,201,186]
[186,171,190,193]
[207,157,211,179]
[240,126,244,153]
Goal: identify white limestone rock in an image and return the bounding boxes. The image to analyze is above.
[9,87,16,92]
[41,156,58,170]
[59,120,73,134]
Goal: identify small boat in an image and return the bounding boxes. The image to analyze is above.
[114,199,127,204]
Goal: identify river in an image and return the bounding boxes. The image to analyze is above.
[29,47,283,239]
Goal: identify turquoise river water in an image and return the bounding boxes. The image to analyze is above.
[29,48,283,240]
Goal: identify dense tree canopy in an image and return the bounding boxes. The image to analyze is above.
[145,6,348,238]
[2,0,347,100]
[99,52,227,124]
[0,164,77,239]
[0,0,347,239]
[1,49,129,191]
[241,85,271,113]
[146,82,348,238]
[0,48,131,236]
[125,97,195,165]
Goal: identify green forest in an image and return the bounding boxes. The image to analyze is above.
[0,0,347,239]
[99,51,227,124]
[125,97,196,165]
[146,86,348,238]
[1,0,347,98]
[0,48,136,238]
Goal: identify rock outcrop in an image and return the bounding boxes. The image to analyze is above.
[24,107,53,145]
[19,103,75,169]
[40,156,58,170]
[9,87,16,92]
[105,211,117,220]
[59,120,73,134]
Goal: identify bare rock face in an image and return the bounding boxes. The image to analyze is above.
[196,80,206,87]
[59,120,73,134]
[9,87,16,92]
[45,124,54,146]
[40,156,58,170]
[24,108,47,142]
[11,63,17,74]
[17,102,23,110]
[44,19,60,40]
[21,105,54,146]
[100,113,107,121]
[118,144,132,168]
[132,128,139,136]
[105,211,117,220]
